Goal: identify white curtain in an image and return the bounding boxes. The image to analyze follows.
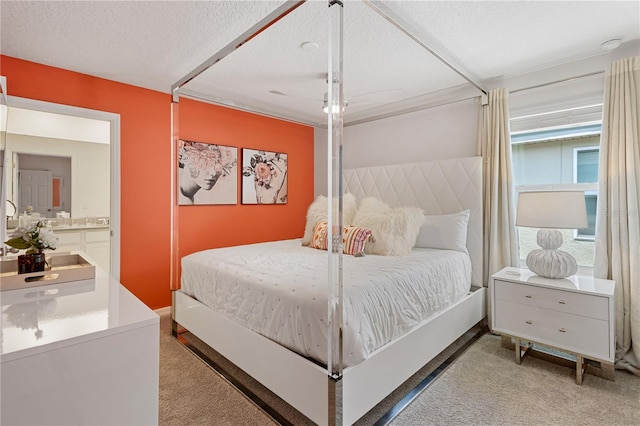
[595,56,640,375]
[477,88,519,285]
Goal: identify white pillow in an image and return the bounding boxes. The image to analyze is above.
[301,193,357,246]
[414,209,470,253]
[352,197,424,256]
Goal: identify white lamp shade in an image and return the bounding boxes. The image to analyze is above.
[516,191,588,229]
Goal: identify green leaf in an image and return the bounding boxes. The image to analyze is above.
[5,237,30,250]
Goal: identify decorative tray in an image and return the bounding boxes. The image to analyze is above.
[0,253,96,291]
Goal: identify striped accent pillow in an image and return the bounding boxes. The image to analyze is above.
[309,221,374,256]
[342,225,373,256]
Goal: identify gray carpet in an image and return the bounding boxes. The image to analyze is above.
[158,314,640,425]
[158,314,276,426]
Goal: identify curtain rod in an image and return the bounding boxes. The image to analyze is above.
[510,70,605,94]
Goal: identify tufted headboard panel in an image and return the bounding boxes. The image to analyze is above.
[344,156,483,286]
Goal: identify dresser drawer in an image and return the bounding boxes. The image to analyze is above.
[56,232,83,245]
[494,299,611,361]
[85,230,110,243]
[494,279,609,321]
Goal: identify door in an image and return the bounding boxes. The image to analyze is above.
[19,169,53,217]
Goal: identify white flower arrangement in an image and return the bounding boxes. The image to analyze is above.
[5,220,58,254]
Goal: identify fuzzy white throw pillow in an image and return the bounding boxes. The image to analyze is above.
[353,197,424,256]
[301,193,357,246]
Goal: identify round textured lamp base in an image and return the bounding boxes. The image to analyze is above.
[526,249,578,279]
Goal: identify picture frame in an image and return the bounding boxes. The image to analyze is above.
[241,148,288,204]
[178,140,238,205]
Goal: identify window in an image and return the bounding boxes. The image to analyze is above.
[511,123,601,268]
[574,146,599,240]
[575,147,599,183]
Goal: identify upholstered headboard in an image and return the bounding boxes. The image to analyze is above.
[344,156,483,287]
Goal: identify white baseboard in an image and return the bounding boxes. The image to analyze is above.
[154,306,171,317]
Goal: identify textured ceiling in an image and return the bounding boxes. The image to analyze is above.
[1,1,639,125]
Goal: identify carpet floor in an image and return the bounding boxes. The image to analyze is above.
[158,314,640,425]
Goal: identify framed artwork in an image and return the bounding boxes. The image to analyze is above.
[242,149,288,204]
[178,140,238,205]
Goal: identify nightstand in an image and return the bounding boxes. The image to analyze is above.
[490,267,615,384]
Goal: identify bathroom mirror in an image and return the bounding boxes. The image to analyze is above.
[3,106,110,221]
[5,200,16,217]
[0,89,122,279]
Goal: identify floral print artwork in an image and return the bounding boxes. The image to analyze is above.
[242,149,288,204]
[178,140,238,205]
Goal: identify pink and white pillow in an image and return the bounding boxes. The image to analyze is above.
[342,225,374,256]
[309,221,329,250]
[301,193,357,246]
[309,220,374,257]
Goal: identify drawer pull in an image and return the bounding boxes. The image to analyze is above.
[559,328,566,333]
[525,295,532,299]
[525,320,533,325]
[558,300,566,305]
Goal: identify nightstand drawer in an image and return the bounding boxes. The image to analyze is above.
[495,299,611,360]
[494,279,609,321]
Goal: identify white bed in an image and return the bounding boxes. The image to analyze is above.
[173,156,486,425]
[180,238,472,368]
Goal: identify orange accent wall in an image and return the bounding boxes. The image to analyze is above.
[1,55,314,309]
[177,99,314,258]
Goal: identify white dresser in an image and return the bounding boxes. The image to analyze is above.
[490,267,615,384]
[1,268,159,425]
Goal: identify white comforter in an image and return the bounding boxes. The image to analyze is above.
[181,238,471,367]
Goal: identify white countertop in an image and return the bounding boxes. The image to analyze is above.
[49,224,110,231]
[7,224,109,232]
[0,268,158,363]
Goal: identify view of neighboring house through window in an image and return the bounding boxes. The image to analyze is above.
[574,146,598,239]
[510,122,601,269]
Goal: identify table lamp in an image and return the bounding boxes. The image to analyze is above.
[516,191,588,279]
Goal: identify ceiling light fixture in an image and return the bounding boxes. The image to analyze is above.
[299,41,319,51]
[322,93,347,114]
[600,37,622,51]
[322,101,348,114]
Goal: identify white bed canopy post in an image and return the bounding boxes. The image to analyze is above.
[170,89,180,293]
[167,0,306,293]
[326,0,345,424]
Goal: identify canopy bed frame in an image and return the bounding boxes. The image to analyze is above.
[172,157,485,425]
[170,2,488,425]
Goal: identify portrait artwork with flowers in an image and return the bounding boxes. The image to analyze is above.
[242,149,288,204]
[178,140,238,205]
